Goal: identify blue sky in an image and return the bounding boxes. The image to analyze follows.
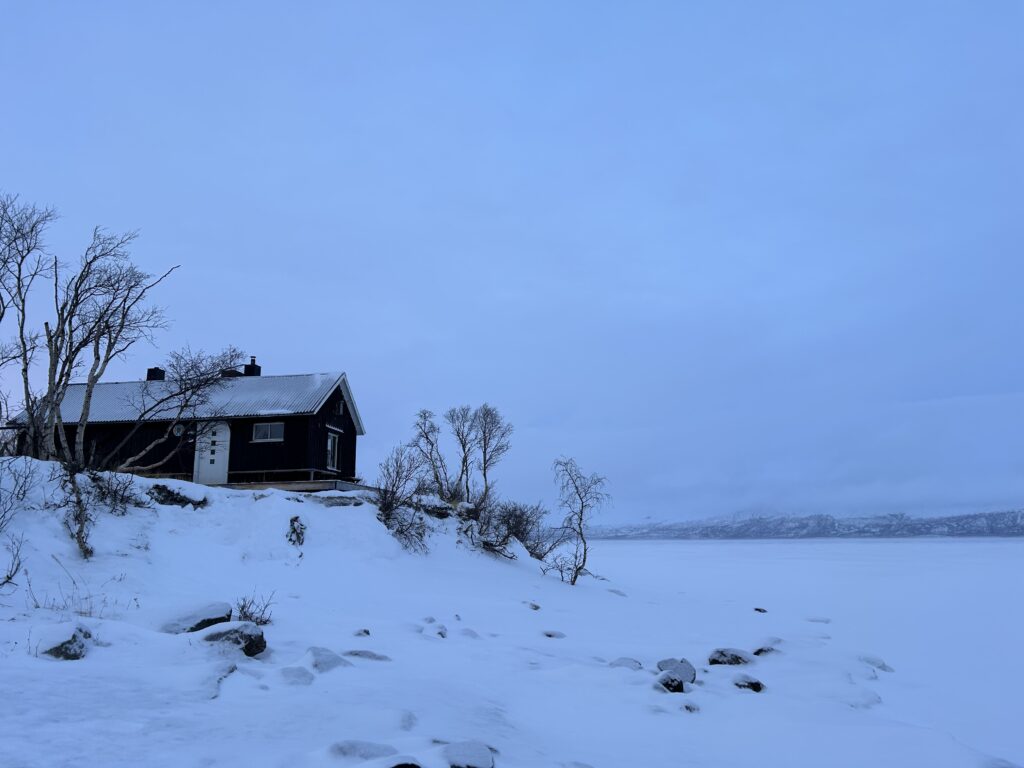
[2,2,1022,521]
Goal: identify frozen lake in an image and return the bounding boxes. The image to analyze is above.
[596,537,1024,766]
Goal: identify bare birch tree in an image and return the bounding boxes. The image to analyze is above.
[474,403,513,503]
[549,457,608,585]
[42,232,176,467]
[0,194,55,457]
[411,409,457,502]
[444,404,479,503]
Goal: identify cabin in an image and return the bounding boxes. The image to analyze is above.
[49,358,365,488]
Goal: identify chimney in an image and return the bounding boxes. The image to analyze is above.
[146,367,166,381]
[243,356,262,377]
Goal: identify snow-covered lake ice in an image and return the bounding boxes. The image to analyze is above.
[596,538,1024,768]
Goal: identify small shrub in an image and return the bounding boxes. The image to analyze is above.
[236,591,275,626]
[286,515,306,547]
[86,471,146,516]
[147,484,208,509]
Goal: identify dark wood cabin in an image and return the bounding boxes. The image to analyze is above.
[52,360,365,486]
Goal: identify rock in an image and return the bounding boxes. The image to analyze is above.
[525,601,541,611]
[682,702,700,713]
[543,630,565,639]
[162,602,233,634]
[434,624,448,639]
[202,622,266,657]
[708,648,753,666]
[656,672,688,693]
[609,657,642,670]
[754,607,767,613]
[387,762,422,768]
[330,740,399,760]
[354,628,371,636]
[305,646,351,673]
[661,658,696,683]
[859,655,894,673]
[343,649,391,661]
[733,674,765,692]
[753,646,778,656]
[43,626,92,660]
[443,740,495,768]
[280,666,314,686]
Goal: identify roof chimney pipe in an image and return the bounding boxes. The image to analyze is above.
[146,367,166,381]
[243,356,262,377]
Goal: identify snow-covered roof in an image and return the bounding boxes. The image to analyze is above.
[52,372,365,435]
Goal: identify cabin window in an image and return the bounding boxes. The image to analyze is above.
[333,399,344,416]
[252,422,284,442]
[326,432,338,470]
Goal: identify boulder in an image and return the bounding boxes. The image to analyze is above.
[543,630,565,639]
[443,741,495,768]
[305,646,351,673]
[162,602,233,634]
[656,671,688,693]
[708,648,753,666]
[660,658,696,684]
[734,674,765,692]
[609,657,642,671]
[753,646,778,657]
[43,626,92,660]
[203,622,266,657]
[280,666,314,686]
[754,607,767,613]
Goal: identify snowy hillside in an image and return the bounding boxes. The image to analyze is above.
[0,461,1019,768]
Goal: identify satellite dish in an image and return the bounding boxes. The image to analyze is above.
[172,424,185,437]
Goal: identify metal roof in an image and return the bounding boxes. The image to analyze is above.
[52,372,365,434]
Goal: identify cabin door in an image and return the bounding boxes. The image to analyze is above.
[193,421,230,485]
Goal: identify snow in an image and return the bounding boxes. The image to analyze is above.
[0,461,1021,767]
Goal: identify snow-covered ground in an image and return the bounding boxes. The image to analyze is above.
[0,462,1020,768]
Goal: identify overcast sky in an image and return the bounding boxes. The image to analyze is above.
[2,2,1022,522]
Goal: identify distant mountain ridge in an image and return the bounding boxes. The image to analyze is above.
[593,509,1024,540]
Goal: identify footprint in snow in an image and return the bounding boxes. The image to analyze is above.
[399,710,418,731]
[460,628,480,639]
[280,666,314,686]
[858,655,894,673]
[806,616,832,624]
[329,740,398,760]
[343,650,391,661]
[607,588,627,597]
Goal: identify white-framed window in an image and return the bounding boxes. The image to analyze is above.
[326,432,338,470]
[252,422,284,442]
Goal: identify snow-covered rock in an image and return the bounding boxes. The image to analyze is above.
[609,656,642,670]
[304,646,351,673]
[41,624,92,660]
[443,740,495,768]
[202,621,266,657]
[709,648,754,666]
[161,602,233,634]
